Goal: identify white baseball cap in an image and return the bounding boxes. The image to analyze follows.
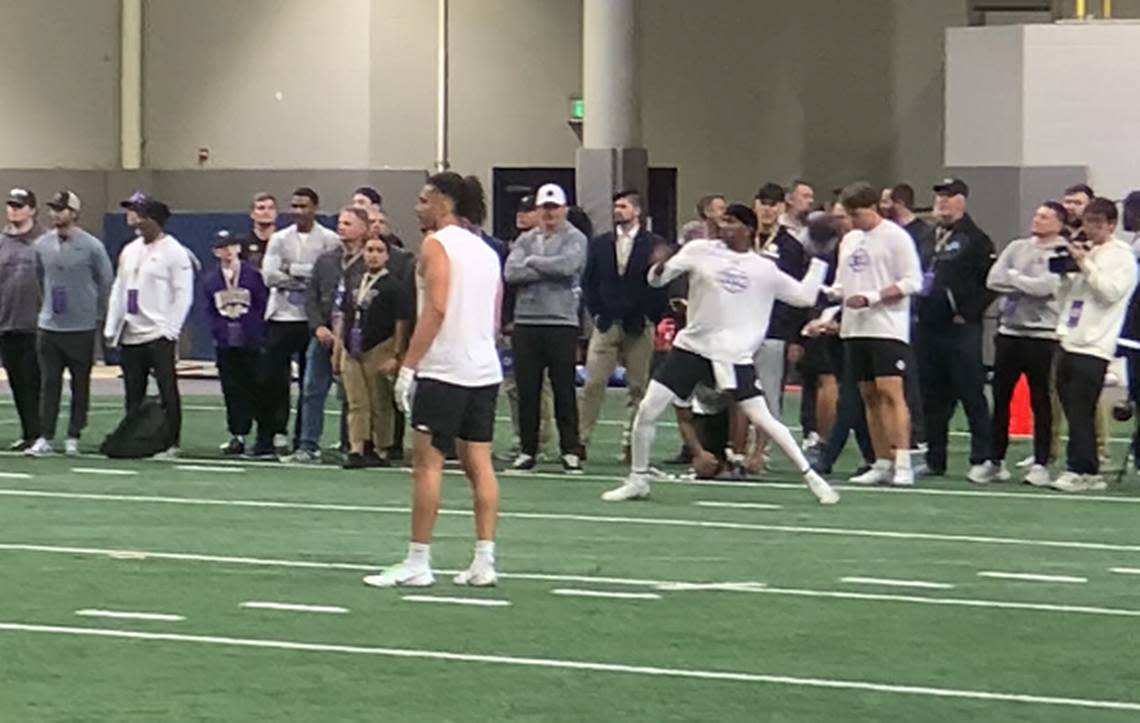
[536,183,567,207]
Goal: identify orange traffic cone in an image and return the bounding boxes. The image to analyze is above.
[1009,375,1033,437]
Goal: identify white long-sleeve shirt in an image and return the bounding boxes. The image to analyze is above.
[835,220,923,342]
[650,240,827,365]
[1057,237,1138,361]
[104,234,195,346]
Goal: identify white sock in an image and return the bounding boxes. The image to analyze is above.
[407,542,431,567]
[873,458,892,471]
[474,539,495,566]
[630,380,678,473]
[894,448,912,473]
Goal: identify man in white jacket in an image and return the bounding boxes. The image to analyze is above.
[1051,197,1138,491]
[104,200,194,458]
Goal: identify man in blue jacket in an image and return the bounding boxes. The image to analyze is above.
[578,190,667,462]
[202,230,269,456]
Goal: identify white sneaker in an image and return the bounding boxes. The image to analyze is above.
[967,462,999,484]
[1083,474,1108,491]
[363,560,435,588]
[804,471,839,505]
[24,437,54,457]
[152,447,179,461]
[510,453,537,471]
[64,438,80,457]
[601,473,651,502]
[280,448,321,465]
[1015,454,1035,469]
[1050,471,1089,492]
[891,466,915,487]
[994,462,1011,481]
[1024,464,1052,487]
[849,462,891,485]
[453,562,498,587]
[802,431,821,451]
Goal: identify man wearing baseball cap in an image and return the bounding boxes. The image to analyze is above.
[503,182,587,473]
[104,199,194,459]
[24,191,113,458]
[0,188,44,450]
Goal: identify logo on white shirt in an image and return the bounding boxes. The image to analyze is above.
[717,266,750,293]
[849,248,871,272]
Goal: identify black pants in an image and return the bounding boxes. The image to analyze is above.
[990,334,1056,466]
[513,324,580,456]
[0,331,41,442]
[264,321,309,444]
[1127,352,1140,467]
[216,346,265,438]
[917,322,992,471]
[903,326,927,447]
[821,341,875,470]
[121,338,181,446]
[38,330,95,440]
[1057,350,1107,474]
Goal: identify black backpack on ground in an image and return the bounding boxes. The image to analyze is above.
[99,398,171,459]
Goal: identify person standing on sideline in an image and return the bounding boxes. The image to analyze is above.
[982,203,1067,486]
[780,180,816,241]
[834,183,923,487]
[261,187,340,456]
[339,235,413,468]
[578,190,667,463]
[25,191,112,458]
[916,179,996,482]
[1062,184,1094,239]
[242,193,277,269]
[600,204,837,504]
[365,172,503,588]
[202,230,269,456]
[503,183,587,473]
[680,194,727,243]
[0,188,44,450]
[1049,199,1137,491]
[280,207,367,464]
[103,200,193,459]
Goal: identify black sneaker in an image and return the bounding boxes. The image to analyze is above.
[343,453,368,470]
[387,446,405,462]
[364,453,391,468]
[8,439,32,452]
[219,437,245,456]
[510,453,537,471]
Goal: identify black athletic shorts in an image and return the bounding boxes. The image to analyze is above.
[844,337,912,382]
[654,348,763,402]
[798,336,837,378]
[411,378,500,453]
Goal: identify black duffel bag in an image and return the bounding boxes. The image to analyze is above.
[99,398,171,459]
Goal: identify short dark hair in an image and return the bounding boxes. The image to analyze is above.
[292,187,319,205]
[251,192,276,208]
[839,182,879,212]
[613,189,642,208]
[1084,197,1118,223]
[567,206,594,239]
[1041,201,1069,226]
[890,183,916,210]
[364,235,390,251]
[725,203,758,231]
[353,186,382,207]
[339,206,370,225]
[1064,183,1094,199]
[754,183,785,204]
[426,171,466,211]
[696,194,724,220]
[789,179,812,193]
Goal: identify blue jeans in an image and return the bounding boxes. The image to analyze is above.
[298,337,334,452]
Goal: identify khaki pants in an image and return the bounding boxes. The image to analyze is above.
[341,337,398,454]
[578,322,655,447]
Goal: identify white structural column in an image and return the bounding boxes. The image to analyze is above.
[120,0,143,169]
[577,0,647,236]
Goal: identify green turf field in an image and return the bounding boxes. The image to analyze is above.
[3,390,1140,722]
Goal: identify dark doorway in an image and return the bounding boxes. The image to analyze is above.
[492,166,678,243]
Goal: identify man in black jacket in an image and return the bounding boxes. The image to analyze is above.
[578,190,667,460]
[916,178,995,480]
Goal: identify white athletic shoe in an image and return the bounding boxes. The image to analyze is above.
[453,562,498,587]
[64,438,80,457]
[804,471,839,505]
[802,431,821,451]
[849,462,891,485]
[24,437,54,457]
[151,446,179,461]
[363,561,435,588]
[1024,464,1052,487]
[510,453,537,471]
[967,461,999,484]
[1050,471,1089,492]
[891,466,915,487]
[1083,474,1108,491]
[601,473,651,502]
[1015,454,1035,469]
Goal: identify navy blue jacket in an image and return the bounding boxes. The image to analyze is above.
[581,227,668,334]
[201,262,269,349]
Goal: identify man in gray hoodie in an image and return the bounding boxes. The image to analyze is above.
[0,188,44,450]
[504,183,587,473]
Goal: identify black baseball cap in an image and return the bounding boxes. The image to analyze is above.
[725,203,758,231]
[211,230,240,249]
[6,188,36,208]
[134,199,172,226]
[517,194,536,213]
[120,190,152,210]
[753,183,785,204]
[933,178,970,197]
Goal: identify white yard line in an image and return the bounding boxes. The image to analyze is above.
[70,468,138,476]
[977,572,1088,584]
[551,589,662,600]
[176,465,245,474]
[695,501,783,510]
[2,487,1139,554]
[757,587,1135,618]
[1110,567,1140,575]
[401,596,511,607]
[2,622,1139,713]
[0,472,31,479]
[240,601,348,614]
[840,577,956,590]
[74,609,184,622]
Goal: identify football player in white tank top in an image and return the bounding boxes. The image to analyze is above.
[364,173,504,589]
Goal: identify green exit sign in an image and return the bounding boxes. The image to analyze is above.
[570,97,584,120]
